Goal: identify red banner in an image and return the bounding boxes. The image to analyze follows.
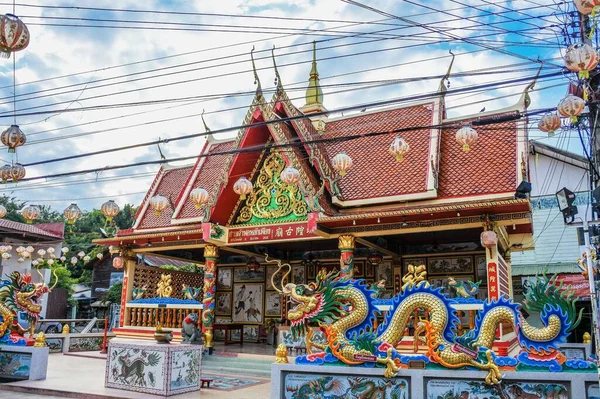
[556,274,590,298]
[487,262,499,301]
[227,222,315,244]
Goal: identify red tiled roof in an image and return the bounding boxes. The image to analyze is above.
[437,120,517,198]
[0,219,64,239]
[176,141,235,220]
[323,104,435,201]
[137,165,195,229]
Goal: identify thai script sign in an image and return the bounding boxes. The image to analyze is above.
[451,343,477,359]
[228,222,315,243]
[556,273,590,298]
[353,354,377,362]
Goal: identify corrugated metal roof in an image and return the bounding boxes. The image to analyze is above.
[511,262,580,276]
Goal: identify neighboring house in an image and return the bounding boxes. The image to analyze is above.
[0,220,65,318]
[511,141,590,342]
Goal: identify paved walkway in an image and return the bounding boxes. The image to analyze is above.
[0,353,271,399]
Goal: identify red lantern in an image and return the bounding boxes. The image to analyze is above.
[246,257,261,272]
[0,14,29,58]
[367,252,383,266]
[557,94,585,123]
[565,42,599,79]
[480,231,498,248]
[112,256,124,269]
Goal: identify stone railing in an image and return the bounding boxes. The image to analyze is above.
[46,332,115,353]
[124,303,203,329]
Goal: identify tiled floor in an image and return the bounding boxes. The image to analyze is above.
[0,352,271,399]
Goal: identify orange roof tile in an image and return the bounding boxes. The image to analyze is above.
[323,103,435,201]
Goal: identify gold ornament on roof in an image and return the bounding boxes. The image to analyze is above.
[401,264,429,292]
[156,274,173,298]
[236,152,307,223]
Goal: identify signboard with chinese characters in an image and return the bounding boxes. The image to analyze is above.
[227,222,315,244]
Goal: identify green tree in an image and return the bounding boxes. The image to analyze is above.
[102,282,123,304]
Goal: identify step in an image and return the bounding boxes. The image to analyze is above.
[201,364,272,378]
[203,355,274,366]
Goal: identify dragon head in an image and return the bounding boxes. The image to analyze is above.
[6,271,56,320]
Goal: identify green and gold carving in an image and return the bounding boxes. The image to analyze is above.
[236,152,308,224]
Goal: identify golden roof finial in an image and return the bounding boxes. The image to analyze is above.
[272,45,283,92]
[201,109,211,133]
[438,50,455,94]
[251,46,262,93]
[305,41,323,107]
[520,58,543,110]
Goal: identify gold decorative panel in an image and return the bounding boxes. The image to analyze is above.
[132,265,204,300]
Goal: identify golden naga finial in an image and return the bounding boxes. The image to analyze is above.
[251,46,262,93]
[62,324,70,334]
[201,109,211,133]
[520,58,543,110]
[275,343,289,364]
[272,45,283,91]
[34,332,46,348]
[401,264,429,292]
[438,49,455,94]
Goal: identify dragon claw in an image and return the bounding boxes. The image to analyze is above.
[379,348,399,378]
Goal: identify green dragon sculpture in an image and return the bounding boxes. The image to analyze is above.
[266,256,587,385]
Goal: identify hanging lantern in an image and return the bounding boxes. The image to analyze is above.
[26,245,34,253]
[233,177,253,200]
[9,163,25,183]
[367,252,383,266]
[15,246,24,254]
[565,42,599,79]
[246,256,261,272]
[0,205,6,219]
[388,136,410,162]
[37,249,46,257]
[149,195,169,216]
[538,113,561,135]
[100,200,120,222]
[0,164,10,184]
[0,125,26,153]
[70,257,78,265]
[0,14,29,58]
[63,203,82,225]
[280,166,300,185]
[77,251,85,259]
[83,255,91,262]
[189,187,209,209]
[21,205,40,224]
[455,126,478,152]
[61,247,69,254]
[558,94,585,123]
[17,257,23,264]
[60,256,66,262]
[2,252,10,260]
[112,256,124,269]
[574,0,600,14]
[22,251,30,259]
[481,231,498,248]
[332,152,353,176]
[97,253,103,260]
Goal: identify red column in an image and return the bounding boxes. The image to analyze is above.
[202,245,219,354]
[338,235,355,279]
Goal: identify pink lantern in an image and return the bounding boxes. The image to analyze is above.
[189,187,209,209]
[0,14,29,58]
[480,231,498,248]
[565,43,599,79]
[149,195,169,216]
[537,113,561,135]
[557,94,585,123]
[112,256,124,269]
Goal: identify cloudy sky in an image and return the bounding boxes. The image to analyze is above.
[0,0,576,212]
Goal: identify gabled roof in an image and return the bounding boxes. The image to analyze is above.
[0,219,64,240]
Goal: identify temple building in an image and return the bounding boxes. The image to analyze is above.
[95,45,536,356]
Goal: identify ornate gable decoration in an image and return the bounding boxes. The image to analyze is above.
[235,151,308,225]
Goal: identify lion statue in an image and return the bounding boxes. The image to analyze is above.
[181,313,202,345]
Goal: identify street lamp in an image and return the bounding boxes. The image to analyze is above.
[556,187,578,223]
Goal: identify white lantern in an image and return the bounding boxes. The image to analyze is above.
[31,260,38,267]
[21,205,40,224]
[17,257,23,264]
[2,252,10,260]
[61,247,69,254]
[37,249,46,257]
[60,256,66,262]
[0,205,6,219]
[26,246,34,253]
[189,187,210,209]
[149,195,169,216]
[15,246,24,253]
[101,200,120,222]
[233,177,253,200]
[83,255,90,262]
[332,152,353,176]
[22,251,29,259]
[565,42,599,79]
[9,163,25,183]
[63,203,82,225]
[558,94,585,123]
[388,136,410,162]
[70,257,78,265]
[97,253,103,260]
[280,166,300,185]
[455,126,478,152]
[47,259,54,266]
[47,247,55,255]
[538,113,561,135]
[1,125,26,153]
[78,251,85,259]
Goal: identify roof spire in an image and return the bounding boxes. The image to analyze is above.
[272,45,283,92]
[300,41,326,114]
[438,50,455,94]
[251,46,262,94]
[519,58,543,110]
[201,109,211,132]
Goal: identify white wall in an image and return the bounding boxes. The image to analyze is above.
[529,152,589,197]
